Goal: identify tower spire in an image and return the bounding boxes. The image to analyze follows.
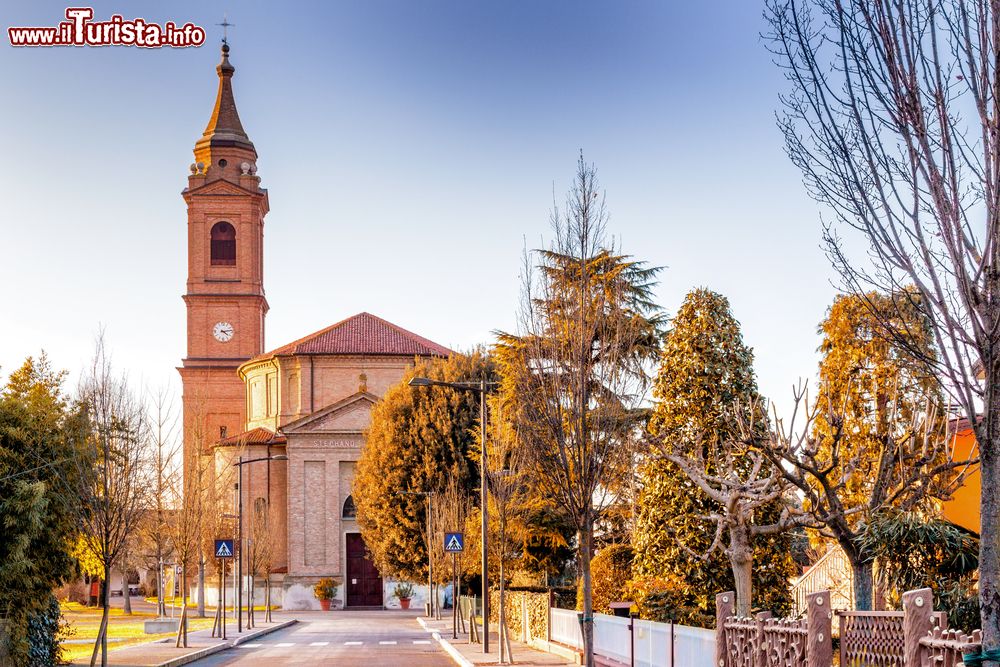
[194,39,256,167]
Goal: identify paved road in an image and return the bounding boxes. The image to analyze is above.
[187,611,451,666]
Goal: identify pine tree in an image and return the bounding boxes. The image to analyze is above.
[633,289,796,619]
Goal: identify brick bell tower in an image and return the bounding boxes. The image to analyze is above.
[179,40,268,462]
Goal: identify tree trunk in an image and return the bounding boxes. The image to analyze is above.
[175,568,188,648]
[727,526,753,617]
[122,566,132,615]
[265,575,272,623]
[90,565,111,667]
[580,523,595,667]
[499,555,506,664]
[979,394,1000,667]
[851,557,874,612]
[198,555,206,618]
[248,574,255,628]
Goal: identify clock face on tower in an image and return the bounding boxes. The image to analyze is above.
[213,321,234,342]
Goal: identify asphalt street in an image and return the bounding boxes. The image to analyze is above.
[186,610,452,666]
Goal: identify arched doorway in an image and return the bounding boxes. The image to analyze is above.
[343,496,382,608]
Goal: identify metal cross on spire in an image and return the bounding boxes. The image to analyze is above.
[217,14,235,44]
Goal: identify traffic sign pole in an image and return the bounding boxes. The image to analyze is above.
[452,552,458,639]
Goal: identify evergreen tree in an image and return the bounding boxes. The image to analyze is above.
[633,289,796,619]
[0,355,89,665]
[354,350,493,581]
[495,155,664,666]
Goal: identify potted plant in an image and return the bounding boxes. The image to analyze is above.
[393,582,415,610]
[314,577,339,611]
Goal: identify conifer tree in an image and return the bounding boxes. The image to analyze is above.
[633,289,796,619]
[495,155,664,667]
[0,354,89,665]
[354,350,493,581]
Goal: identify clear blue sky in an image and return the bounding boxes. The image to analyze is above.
[0,1,836,412]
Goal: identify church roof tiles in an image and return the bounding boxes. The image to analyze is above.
[217,426,286,447]
[253,312,452,361]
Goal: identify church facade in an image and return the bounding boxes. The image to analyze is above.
[178,43,450,609]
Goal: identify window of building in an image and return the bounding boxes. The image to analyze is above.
[342,495,357,519]
[210,221,236,266]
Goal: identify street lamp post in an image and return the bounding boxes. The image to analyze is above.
[408,376,494,653]
[232,453,287,634]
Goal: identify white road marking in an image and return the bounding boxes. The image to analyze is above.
[309,641,329,646]
[413,640,432,645]
[275,642,295,647]
[239,643,262,648]
[379,640,398,645]
[345,641,363,645]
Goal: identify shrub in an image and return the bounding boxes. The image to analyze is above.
[313,578,339,601]
[25,594,64,667]
[393,582,415,600]
[627,575,714,628]
[578,544,633,614]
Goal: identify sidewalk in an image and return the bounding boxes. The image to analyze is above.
[418,614,575,666]
[69,616,296,667]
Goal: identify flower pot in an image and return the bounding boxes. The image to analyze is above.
[320,599,331,611]
[400,598,410,610]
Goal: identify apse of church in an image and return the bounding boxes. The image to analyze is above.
[179,43,451,609]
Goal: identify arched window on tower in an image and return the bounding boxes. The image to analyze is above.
[210,221,236,266]
[342,495,357,520]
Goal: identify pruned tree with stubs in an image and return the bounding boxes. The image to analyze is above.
[761,381,976,610]
[767,0,1000,651]
[662,416,802,618]
[495,153,664,667]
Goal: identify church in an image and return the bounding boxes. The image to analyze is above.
[178,42,451,609]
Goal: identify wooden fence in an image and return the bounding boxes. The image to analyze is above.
[717,588,982,667]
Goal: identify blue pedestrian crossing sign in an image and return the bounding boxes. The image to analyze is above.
[444,532,464,553]
[214,539,234,559]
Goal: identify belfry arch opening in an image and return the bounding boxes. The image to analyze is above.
[210,221,236,266]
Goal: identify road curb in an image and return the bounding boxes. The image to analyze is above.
[152,619,298,667]
[417,617,474,667]
[232,619,297,647]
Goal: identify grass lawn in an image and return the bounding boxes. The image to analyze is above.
[59,602,215,662]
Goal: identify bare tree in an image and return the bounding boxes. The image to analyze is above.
[246,496,274,629]
[141,386,180,618]
[74,337,152,667]
[495,154,663,666]
[767,0,1000,649]
[658,400,805,617]
[170,440,220,647]
[483,400,529,664]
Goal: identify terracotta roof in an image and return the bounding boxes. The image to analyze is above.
[217,427,286,447]
[253,312,452,361]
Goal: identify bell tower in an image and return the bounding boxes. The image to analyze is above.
[179,41,269,459]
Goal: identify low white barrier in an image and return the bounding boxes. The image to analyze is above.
[548,607,714,667]
[550,607,584,649]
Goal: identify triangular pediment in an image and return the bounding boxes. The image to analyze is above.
[186,178,258,198]
[281,392,379,435]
